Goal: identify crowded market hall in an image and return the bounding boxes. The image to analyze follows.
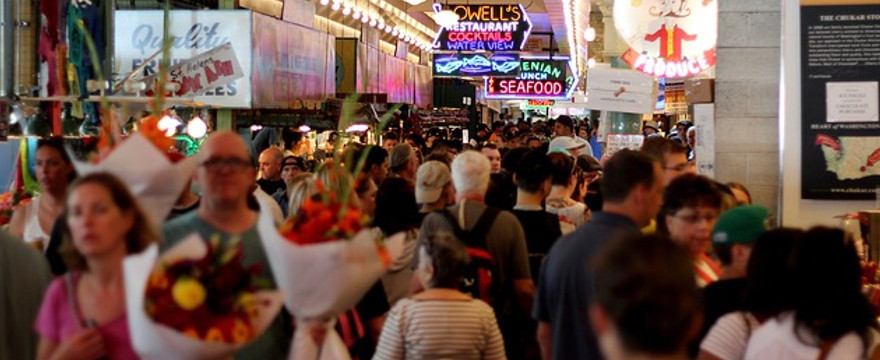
[2,0,880,359]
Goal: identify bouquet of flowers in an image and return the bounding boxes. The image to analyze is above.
[124,235,283,359]
[0,191,31,227]
[256,187,405,360]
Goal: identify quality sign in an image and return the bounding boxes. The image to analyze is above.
[484,57,578,100]
[433,53,520,78]
[432,4,532,52]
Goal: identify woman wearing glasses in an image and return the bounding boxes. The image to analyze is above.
[657,174,724,288]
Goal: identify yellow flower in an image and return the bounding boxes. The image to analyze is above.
[171,278,206,310]
[237,293,258,318]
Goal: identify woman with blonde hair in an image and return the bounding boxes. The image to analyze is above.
[35,173,156,360]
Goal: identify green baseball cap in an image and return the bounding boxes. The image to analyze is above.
[712,205,770,244]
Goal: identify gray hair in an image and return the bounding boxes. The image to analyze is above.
[451,150,491,196]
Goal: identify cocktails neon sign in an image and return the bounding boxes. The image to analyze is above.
[484,57,579,100]
[614,0,717,78]
[433,53,521,78]
[432,4,532,52]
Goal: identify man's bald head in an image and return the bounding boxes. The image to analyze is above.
[195,131,257,209]
[202,131,252,160]
[259,146,283,180]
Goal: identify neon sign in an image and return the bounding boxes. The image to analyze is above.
[433,53,521,78]
[614,0,717,78]
[432,4,532,52]
[528,99,556,107]
[484,57,579,100]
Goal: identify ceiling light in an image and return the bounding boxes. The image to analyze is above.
[361,15,369,23]
[342,6,351,15]
[352,11,361,19]
[158,115,181,137]
[186,116,208,139]
[584,27,596,42]
[370,18,378,26]
[432,3,459,28]
[298,125,311,133]
[320,0,330,5]
[331,2,341,10]
[587,58,597,68]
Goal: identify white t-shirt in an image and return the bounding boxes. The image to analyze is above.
[545,200,587,235]
[744,312,879,360]
[700,311,761,360]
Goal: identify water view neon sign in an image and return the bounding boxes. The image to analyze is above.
[433,54,521,78]
[432,4,532,52]
[484,57,579,100]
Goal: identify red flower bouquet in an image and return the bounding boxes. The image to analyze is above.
[0,191,31,227]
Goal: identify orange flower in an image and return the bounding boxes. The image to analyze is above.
[149,271,170,290]
[205,327,226,343]
[183,328,201,340]
[232,318,253,344]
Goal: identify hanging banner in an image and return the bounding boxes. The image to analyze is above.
[251,13,336,107]
[433,53,521,78]
[114,10,253,108]
[614,0,717,79]
[432,4,532,52]
[800,3,880,200]
[484,57,578,100]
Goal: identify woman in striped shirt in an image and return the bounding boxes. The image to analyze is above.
[657,174,724,288]
[373,232,506,360]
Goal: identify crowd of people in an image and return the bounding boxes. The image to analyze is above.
[2,114,879,360]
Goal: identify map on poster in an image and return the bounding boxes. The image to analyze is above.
[816,135,880,181]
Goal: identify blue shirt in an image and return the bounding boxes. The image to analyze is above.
[590,137,602,160]
[533,211,641,360]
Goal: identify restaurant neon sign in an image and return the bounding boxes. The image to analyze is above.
[432,4,532,52]
[433,53,520,78]
[484,56,579,100]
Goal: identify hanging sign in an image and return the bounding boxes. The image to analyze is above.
[144,43,244,98]
[433,53,520,78]
[484,57,578,100]
[614,0,717,79]
[432,4,532,52]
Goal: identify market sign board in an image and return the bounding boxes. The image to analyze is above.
[484,57,578,100]
[114,10,253,108]
[143,43,244,98]
[585,68,658,114]
[614,0,717,78]
[433,53,520,78]
[432,4,532,52]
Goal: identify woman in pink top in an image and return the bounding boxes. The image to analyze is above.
[35,173,156,360]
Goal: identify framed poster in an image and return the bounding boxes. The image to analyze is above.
[800,3,880,200]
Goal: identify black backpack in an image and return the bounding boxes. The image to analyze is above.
[437,206,502,305]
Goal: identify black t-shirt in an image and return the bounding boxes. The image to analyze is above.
[512,209,562,282]
[257,178,286,196]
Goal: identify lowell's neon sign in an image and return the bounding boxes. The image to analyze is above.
[484,57,579,100]
[432,4,532,52]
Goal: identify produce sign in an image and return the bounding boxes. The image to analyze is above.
[484,57,578,100]
[432,4,532,52]
[433,53,520,78]
[614,0,717,78]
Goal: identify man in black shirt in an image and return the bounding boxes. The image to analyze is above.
[511,150,562,282]
[257,147,286,195]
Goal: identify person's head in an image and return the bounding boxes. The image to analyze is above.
[527,136,543,150]
[480,143,502,174]
[417,231,471,289]
[382,132,399,152]
[61,173,156,270]
[428,140,455,165]
[578,126,590,140]
[373,177,421,235]
[591,234,701,359]
[35,138,75,195]
[641,136,691,185]
[354,175,378,217]
[362,146,389,186]
[658,174,723,257]
[282,127,304,149]
[281,156,306,185]
[675,121,692,138]
[196,131,257,209]
[501,147,530,174]
[727,182,752,205]
[643,125,658,136]
[686,127,696,149]
[451,150,491,200]
[600,150,664,226]
[574,155,603,200]
[287,174,319,218]
[258,147,283,180]
[514,150,552,196]
[741,228,802,319]
[415,161,453,207]
[711,205,770,272]
[389,143,419,179]
[554,115,574,137]
[790,227,876,346]
[405,133,425,150]
[548,152,577,188]
[548,136,586,157]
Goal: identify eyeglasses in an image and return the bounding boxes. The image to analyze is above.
[672,212,718,224]
[201,157,252,172]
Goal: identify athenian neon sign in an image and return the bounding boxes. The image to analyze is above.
[432,4,532,52]
[614,0,717,78]
[433,53,520,78]
[484,57,579,100]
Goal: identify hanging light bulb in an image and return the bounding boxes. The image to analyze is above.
[587,58,597,68]
[331,2,341,10]
[157,115,181,137]
[369,17,378,27]
[298,125,311,133]
[432,3,460,28]
[584,27,596,42]
[342,6,351,15]
[320,0,330,5]
[361,15,369,23]
[186,116,208,139]
[391,27,399,36]
[352,11,361,19]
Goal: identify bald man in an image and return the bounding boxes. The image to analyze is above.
[258,146,286,195]
[162,132,291,359]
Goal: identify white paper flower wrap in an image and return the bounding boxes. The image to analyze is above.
[69,133,203,228]
[123,235,284,360]
[255,196,406,360]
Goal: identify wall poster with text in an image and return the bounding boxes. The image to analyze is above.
[801,1,880,200]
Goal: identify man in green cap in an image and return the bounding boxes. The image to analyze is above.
[695,205,770,350]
